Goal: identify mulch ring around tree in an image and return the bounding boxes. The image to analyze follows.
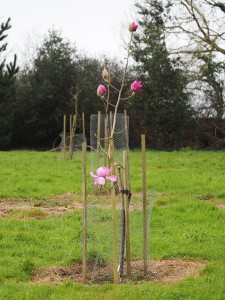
[31,259,206,285]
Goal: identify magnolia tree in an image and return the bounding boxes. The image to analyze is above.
[91,21,142,185]
[88,21,142,283]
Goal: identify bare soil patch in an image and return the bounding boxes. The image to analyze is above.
[0,195,83,218]
[217,203,225,209]
[198,194,214,201]
[31,259,206,285]
[0,194,146,218]
[1,193,224,219]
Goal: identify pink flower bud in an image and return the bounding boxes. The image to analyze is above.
[97,84,107,97]
[131,80,142,93]
[128,22,138,32]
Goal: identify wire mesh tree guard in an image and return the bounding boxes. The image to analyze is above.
[82,129,155,284]
[59,113,85,160]
[90,111,131,281]
[90,112,129,175]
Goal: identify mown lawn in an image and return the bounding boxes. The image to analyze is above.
[0,149,225,299]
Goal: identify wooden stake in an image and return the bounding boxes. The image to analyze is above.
[63,115,67,160]
[117,166,125,279]
[109,111,113,134]
[124,110,130,188]
[82,141,87,281]
[82,112,85,141]
[96,111,101,169]
[141,134,148,275]
[109,138,118,284]
[104,117,109,167]
[68,114,73,156]
[123,110,131,278]
[68,114,77,160]
[70,114,73,136]
[123,150,131,279]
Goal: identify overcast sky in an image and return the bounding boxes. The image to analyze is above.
[1,0,137,64]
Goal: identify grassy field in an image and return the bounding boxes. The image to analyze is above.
[0,149,225,299]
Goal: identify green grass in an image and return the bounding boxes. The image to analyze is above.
[0,150,83,198]
[1,149,225,200]
[0,149,225,299]
[131,149,225,197]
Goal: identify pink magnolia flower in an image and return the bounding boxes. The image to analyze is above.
[90,167,117,186]
[97,84,107,97]
[131,80,142,92]
[129,21,138,32]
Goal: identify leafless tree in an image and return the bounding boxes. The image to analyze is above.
[162,0,225,121]
[165,0,225,55]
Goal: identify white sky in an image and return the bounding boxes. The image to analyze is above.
[1,0,137,64]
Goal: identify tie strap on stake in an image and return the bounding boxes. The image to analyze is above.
[120,189,132,202]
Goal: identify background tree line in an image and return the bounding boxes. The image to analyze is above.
[1,0,225,150]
